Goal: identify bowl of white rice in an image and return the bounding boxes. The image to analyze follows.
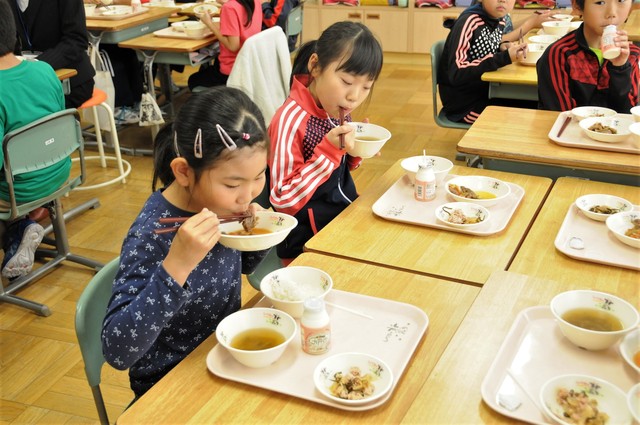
[260,266,333,318]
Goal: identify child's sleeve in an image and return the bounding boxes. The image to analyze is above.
[268,106,344,217]
[445,14,512,85]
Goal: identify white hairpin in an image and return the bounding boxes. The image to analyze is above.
[173,131,180,157]
[194,128,203,159]
[216,124,238,151]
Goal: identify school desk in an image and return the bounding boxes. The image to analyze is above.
[85,6,178,45]
[481,61,538,101]
[115,252,480,424]
[456,106,640,186]
[55,68,77,95]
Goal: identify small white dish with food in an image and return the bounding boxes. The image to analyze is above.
[314,352,393,406]
[193,3,219,16]
[619,328,640,374]
[606,210,640,249]
[260,266,333,318]
[540,374,631,425]
[579,116,633,143]
[552,13,574,22]
[574,193,633,222]
[435,202,489,229]
[518,43,546,66]
[171,20,206,32]
[218,211,297,251]
[571,106,617,122]
[400,155,453,187]
[445,175,511,207]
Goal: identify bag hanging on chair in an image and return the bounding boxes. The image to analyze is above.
[84,46,116,132]
[138,92,165,127]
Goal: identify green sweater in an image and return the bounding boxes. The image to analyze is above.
[0,59,70,203]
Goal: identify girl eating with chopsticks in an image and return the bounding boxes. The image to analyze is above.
[268,21,383,263]
[102,87,270,400]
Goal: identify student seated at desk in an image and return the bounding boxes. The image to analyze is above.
[0,0,69,279]
[536,0,639,112]
[261,0,300,51]
[438,0,528,124]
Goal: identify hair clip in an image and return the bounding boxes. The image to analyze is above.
[242,133,250,140]
[173,131,181,157]
[194,128,203,159]
[215,124,238,151]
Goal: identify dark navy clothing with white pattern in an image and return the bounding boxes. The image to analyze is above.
[438,3,512,123]
[102,190,268,397]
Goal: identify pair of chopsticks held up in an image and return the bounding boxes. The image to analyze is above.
[153,213,251,235]
[517,28,527,60]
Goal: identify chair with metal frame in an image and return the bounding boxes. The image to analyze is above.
[75,256,121,425]
[285,4,303,52]
[0,109,104,316]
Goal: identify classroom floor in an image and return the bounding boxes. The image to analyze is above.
[0,54,468,424]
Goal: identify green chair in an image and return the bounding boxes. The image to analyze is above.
[430,40,473,163]
[0,109,103,316]
[285,4,303,52]
[75,256,120,425]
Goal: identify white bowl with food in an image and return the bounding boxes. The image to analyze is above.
[171,20,205,32]
[606,210,640,249]
[314,352,393,406]
[193,3,219,17]
[550,289,640,351]
[400,155,453,187]
[552,13,574,22]
[148,0,176,6]
[630,122,640,149]
[631,106,640,122]
[435,202,489,229]
[542,21,571,36]
[519,43,546,66]
[579,116,634,143]
[575,193,633,222]
[346,122,391,159]
[571,106,617,122]
[219,211,297,252]
[183,22,207,37]
[215,307,297,368]
[628,383,640,423]
[540,374,631,425]
[619,328,640,374]
[445,175,511,207]
[528,34,559,46]
[260,266,333,319]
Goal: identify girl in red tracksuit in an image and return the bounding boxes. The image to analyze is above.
[268,21,383,261]
[536,0,639,112]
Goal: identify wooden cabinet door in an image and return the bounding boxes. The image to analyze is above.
[411,8,460,53]
[364,9,409,52]
[301,4,322,42]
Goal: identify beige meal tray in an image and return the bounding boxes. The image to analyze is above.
[371,174,525,236]
[548,111,639,154]
[554,203,640,271]
[86,6,149,20]
[153,26,214,40]
[206,290,429,411]
[481,306,637,424]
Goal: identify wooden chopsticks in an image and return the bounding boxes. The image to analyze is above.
[339,108,345,150]
[556,115,572,138]
[518,29,527,59]
[154,214,251,234]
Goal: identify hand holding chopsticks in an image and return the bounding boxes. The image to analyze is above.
[154,213,251,234]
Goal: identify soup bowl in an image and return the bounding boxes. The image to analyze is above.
[550,290,639,350]
[400,155,453,187]
[445,175,511,207]
[215,307,297,368]
[218,211,297,251]
[542,21,571,36]
[260,266,333,319]
[346,122,392,159]
[540,374,631,425]
[571,106,617,122]
[574,193,633,222]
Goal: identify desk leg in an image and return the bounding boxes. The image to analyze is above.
[141,50,160,150]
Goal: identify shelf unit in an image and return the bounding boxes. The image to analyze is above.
[302,1,541,54]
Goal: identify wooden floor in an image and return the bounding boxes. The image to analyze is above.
[0,55,467,424]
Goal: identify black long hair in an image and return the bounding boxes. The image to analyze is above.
[152,86,268,191]
[290,21,383,88]
[236,0,255,27]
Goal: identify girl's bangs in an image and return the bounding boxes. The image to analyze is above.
[337,39,383,81]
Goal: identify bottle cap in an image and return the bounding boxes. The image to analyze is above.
[303,297,325,312]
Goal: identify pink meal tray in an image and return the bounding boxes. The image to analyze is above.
[371,174,525,236]
[481,306,637,424]
[554,203,640,271]
[206,290,429,411]
[548,111,639,154]
[153,27,214,40]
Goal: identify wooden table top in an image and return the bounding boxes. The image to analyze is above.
[116,252,480,424]
[625,9,639,42]
[55,68,77,81]
[401,269,638,424]
[304,161,552,286]
[85,6,177,31]
[118,32,216,52]
[457,106,640,176]
[509,177,640,283]
[481,61,538,85]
